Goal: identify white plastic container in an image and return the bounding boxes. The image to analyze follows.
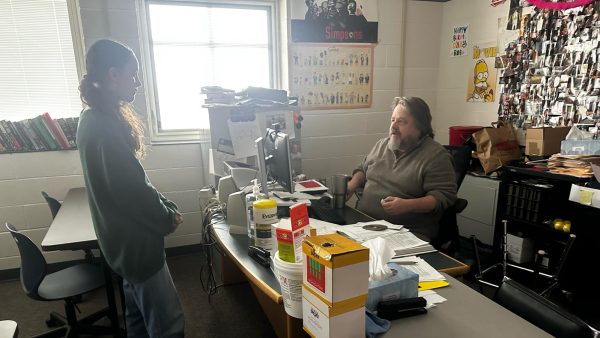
[273,251,304,319]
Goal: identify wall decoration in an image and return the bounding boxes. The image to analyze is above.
[451,24,469,57]
[467,43,498,102]
[289,44,373,110]
[497,2,600,134]
[290,0,378,43]
[527,0,594,10]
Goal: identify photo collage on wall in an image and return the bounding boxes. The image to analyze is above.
[497,0,600,133]
[290,44,373,110]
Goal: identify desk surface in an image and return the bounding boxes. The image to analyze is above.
[212,213,550,338]
[41,187,97,251]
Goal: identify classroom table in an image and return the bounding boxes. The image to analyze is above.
[211,206,550,338]
[41,187,124,336]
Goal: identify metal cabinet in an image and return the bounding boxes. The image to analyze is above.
[457,174,500,245]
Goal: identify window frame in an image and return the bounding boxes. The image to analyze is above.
[136,0,282,143]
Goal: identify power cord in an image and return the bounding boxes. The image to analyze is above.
[198,194,225,303]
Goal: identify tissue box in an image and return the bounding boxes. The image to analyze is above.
[302,233,369,305]
[365,263,418,311]
[506,234,534,264]
[525,127,570,156]
[303,285,365,338]
[560,139,600,155]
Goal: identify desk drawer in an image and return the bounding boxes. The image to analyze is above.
[457,216,494,245]
[457,176,499,225]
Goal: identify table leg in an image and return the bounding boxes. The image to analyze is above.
[101,258,126,337]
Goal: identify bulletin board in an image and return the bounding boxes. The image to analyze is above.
[497,2,600,129]
[289,44,374,110]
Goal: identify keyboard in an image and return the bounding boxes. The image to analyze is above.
[308,200,347,225]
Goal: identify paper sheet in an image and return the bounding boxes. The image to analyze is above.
[390,256,446,282]
[419,290,447,309]
[227,119,262,159]
[337,220,404,242]
[258,110,295,139]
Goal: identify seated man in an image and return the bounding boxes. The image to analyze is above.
[346,97,457,241]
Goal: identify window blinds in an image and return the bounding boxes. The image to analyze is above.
[0,0,81,121]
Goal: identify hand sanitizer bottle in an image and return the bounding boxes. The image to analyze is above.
[246,180,262,239]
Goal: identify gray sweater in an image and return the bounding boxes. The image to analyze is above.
[355,137,457,240]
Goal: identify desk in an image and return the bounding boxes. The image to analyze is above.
[212,206,549,338]
[41,187,123,336]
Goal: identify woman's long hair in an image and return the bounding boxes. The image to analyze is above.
[79,39,145,158]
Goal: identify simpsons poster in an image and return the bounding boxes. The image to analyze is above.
[466,43,498,102]
[290,0,378,43]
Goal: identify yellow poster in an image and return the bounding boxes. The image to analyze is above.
[466,43,497,102]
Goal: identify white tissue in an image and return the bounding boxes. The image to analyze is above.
[362,237,395,281]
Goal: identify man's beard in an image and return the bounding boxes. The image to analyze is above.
[387,135,418,152]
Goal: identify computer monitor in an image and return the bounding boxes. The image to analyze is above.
[256,127,294,194]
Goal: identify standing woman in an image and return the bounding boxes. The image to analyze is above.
[77,39,185,337]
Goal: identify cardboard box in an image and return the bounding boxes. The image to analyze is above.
[365,263,418,311]
[275,203,309,263]
[302,285,365,338]
[302,233,369,305]
[525,127,570,156]
[560,139,600,155]
[506,234,534,264]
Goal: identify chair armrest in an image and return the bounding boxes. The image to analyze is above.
[455,198,468,213]
[495,279,593,338]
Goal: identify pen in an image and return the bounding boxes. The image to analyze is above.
[393,261,417,265]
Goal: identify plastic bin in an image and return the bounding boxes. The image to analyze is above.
[449,126,483,145]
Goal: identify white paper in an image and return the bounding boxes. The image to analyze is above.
[381,231,429,251]
[418,290,447,309]
[307,218,342,235]
[337,220,404,242]
[227,119,262,159]
[390,256,446,282]
[258,110,295,139]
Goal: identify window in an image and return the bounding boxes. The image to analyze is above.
[139,0,279,141]
[0,0,83,121]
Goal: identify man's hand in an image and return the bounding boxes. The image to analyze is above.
[169,213,184,234]
[380,196,412,215]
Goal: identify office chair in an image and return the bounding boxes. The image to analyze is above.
[5,223,112,337]
[495,277,596,338]
[430,145,471,253]
[41,192,95,263]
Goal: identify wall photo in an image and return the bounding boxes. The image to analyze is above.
[290,0,378,43]
[289,44,374,110]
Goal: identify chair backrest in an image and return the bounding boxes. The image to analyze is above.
[443,145,471,188]
[495,278,594,338]
[5,223,47,301]
[431,145,472,251]
[41,191,61,219]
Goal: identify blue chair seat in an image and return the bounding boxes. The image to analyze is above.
[38,263,105,300]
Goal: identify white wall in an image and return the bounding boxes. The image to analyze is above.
[434,0,510,143]
[301,0,406,180]
[402,1,443,121]
[0,0,207,271]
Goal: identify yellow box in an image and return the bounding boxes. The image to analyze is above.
[302,233,369,306]
[302,285,365,338]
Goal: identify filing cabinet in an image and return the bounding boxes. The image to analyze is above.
[456,174,500,245]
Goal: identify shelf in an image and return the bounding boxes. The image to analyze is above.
[0,147,77,155]
[504,165,590,184]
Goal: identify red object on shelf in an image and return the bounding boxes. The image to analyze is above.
[449,126,483,146]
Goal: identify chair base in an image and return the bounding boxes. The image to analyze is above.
[34,306,114,338]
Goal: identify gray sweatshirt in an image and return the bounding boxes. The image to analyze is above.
[355,137,457,240]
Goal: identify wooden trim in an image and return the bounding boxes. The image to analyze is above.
[438,252,470,277]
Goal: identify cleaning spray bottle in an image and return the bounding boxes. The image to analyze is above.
[245,179,263,239]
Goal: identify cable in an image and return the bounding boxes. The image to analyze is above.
[198,197,225,302]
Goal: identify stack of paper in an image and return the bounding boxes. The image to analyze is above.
[337,221,437,257]
[547,154,600,177]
